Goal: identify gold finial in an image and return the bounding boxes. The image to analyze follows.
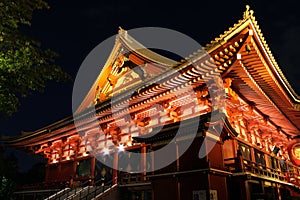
[118,26,125,34]
[243,5,254,19]
[118,26,128,38]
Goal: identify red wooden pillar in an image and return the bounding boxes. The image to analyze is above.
[175,141,179,171]
[72,142,79,186]
[141,144,147,181]
[90,156,96,185]
[112,150,118,185]
[177,177,181,200]
[73,160,77,179]
[58,146,63,182]
[45,164,50,183]
[57,160,62,182]
[151,147,155,175]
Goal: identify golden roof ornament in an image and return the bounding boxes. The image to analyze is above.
[118,26,125,34]
[118,26,128,39]
[243,5,254,19]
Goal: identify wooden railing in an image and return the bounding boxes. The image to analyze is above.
[119,172,148,184]
[15,181,67,191]
[224,155,300,187]
[243,158,286,181]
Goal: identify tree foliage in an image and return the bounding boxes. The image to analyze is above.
[0,146,47,199]
[0,147,18,199]
[0,0,70,117]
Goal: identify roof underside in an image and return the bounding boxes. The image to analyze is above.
[207,7,300,135]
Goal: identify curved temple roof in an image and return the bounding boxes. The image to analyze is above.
[2,5,300,148]
[75,28,178,113]
[203,5,300,135]
[206,5,300,105]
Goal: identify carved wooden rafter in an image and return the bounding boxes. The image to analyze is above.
[225,78,290,159]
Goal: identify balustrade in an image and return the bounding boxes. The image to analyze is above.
[224,142,300,187]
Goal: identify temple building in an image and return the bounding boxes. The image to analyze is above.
[3,5,300,200]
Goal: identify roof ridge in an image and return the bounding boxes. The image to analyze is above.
[117,28,178,67]
[205,6,249,50]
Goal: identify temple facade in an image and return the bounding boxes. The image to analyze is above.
[3,5,300,200]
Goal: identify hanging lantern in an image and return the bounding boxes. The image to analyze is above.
[288,138,300,166]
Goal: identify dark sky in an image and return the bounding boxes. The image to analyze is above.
[1,0,300,171]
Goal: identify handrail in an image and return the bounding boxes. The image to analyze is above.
[43,188,70,200]
[65,179,114,200]
[60,179,92,200]
[91,179,113,198]
[92,184,118,200]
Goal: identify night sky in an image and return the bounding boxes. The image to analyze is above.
[1,0,300,171]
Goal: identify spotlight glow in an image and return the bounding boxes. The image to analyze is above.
[103,148,109,155]
[83,152,88,157]
[118,144,125,152]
